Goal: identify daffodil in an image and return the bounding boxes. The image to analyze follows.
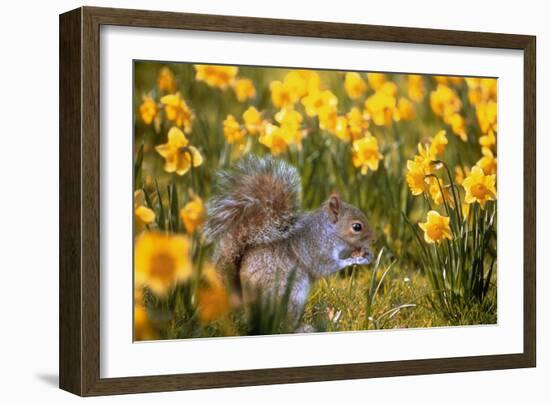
[394,97,415,121]
[408,74,425,102]
[419,210,453,244]
[406,159,428,196]
[479,130,496,150]
[270,80,297,109]
[445,113,468,142]
[157,66,176,93]
[462,166,496,208]
[156,127,203,175]
[134,190,155,232]
[430,84,462,119]
[197,263,230,323]
[454,166,471,186]
[352,133,383,175]
[346,107,369,140]
[427,177,455,208]
[179,194,205,234]
[318,105,338,133]
[429,130,448,157]
[476,100,497,134]
[259,123,296,155]
[233,78,256,102]
[344,72,367,99]
[283,70,320,99]
[476,147,497,175]
[364,90,396,126]
[242,106,263,136]
[134,304,157,341]
[301,90,338,117]
[367,72,386,90]
[139,95,157,125]
[160,93,193,133]
[134,232,192,295]
[334,116,350,142]
[194,64,238,89]
[223,114,246,144]
[466,77,497,106]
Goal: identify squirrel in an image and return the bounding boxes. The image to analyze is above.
[204,156,375,330]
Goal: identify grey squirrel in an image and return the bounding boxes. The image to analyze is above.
[204,156,375,330]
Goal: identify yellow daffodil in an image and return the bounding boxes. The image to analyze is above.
[156,127,203,175]
[283,70,320,99]
[134,232,192,295]
[223,114,246,144]
[479,130,496,150]
[408,74,425,102]
[454,166,471,186]
[197,263,230,323]
[302,90,338,117]
[139,95,157,125]
[430,84,462,119]
[419,210,453,244]
[466,77,497,106]
[367,72,386,90]
[427,177,455,208]
[406,159,428,196]
[194,64,238,90]
[134,304,157,341]
[259,123,293,155]
[347,107,369,140]
[179,195,205,234]
[352,132,383,175]
[476,147,497,175]
[429,130,448,157]
[394,97,415,121]
[445,113,468,142]
[160,93,193,133]
[233,78,256,102]
[318,105,338,133]
[344,72,367,99]
[462,166,496,208]
[242,106,264,136]
[270,80,298,109]
[476,100,497,134]
[134,190,155,232]
[157,66,176,93]
[364,90,396,126]
[334,116,350,142]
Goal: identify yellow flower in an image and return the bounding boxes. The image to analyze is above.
[367,72,386,90]
[466,78,497,106]
[476,147,497,175]
[302,90,338,117]
[429,130,448,157]
[259,123,293,155]
[427,177,455,208]
[479,130,496,150]
[394,97,415,121]
[223,114,246,144]
[318,105,338,133]
[156,127,203,175]
[476,100,497,134]
[134,232,192,295]
[454,166,471,186]
[430,84,462,119]
[462,166,496,208]
[139,95,157,125]
[194,64,238,90]
[179,195,205,234]
[283,70,320,99]
[157,66,176,93]
[197,263,230,323]
[352,133,383,175]
[233,78,256,102]
[364,90,396,126]
[344,72,367,99]
[134,190,155,232]
[134,304,157,341]
[346,107,369,139]
[419,210,453,244]
[408,74,425,102]
[270,80,298,109]
[334,116,350,142]
[445,113,468,142]
[242,106,264,136]
[160,93,193,133]
[406,159,428,196]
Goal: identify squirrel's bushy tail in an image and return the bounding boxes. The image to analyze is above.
[204,156,302,287]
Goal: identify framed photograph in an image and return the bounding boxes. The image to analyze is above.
[59,6,536,396]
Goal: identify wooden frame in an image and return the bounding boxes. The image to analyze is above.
[59,6,536,396]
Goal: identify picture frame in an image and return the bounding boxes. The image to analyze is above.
[59,6,536,396]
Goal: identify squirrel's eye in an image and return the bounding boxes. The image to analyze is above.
[352,222,362,232]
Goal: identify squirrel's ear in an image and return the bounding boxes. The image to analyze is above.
[326,192,341,223]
